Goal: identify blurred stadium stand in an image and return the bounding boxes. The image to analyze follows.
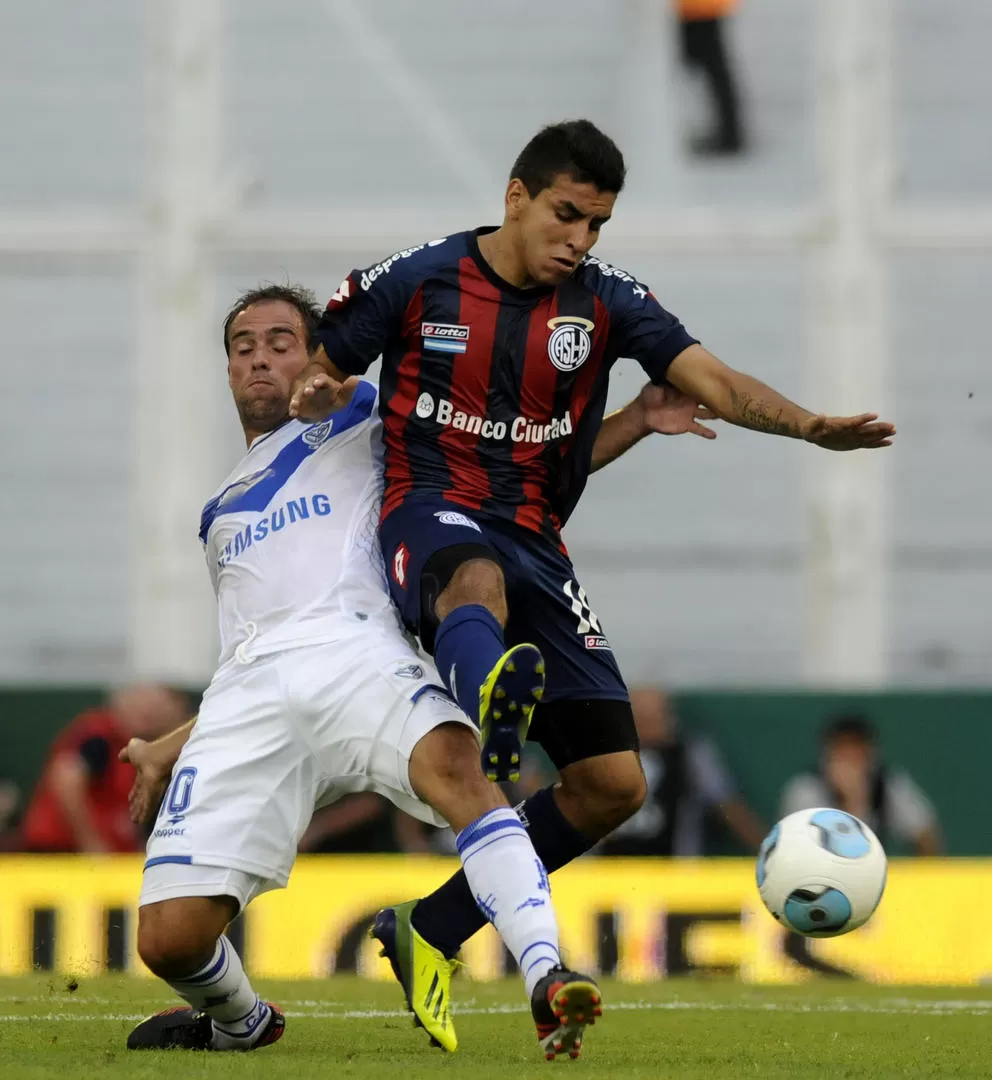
[0,1,988,799]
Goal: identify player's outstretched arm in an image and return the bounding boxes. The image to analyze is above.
[666,344,896,451]
[590,382,718,473]
[288,344,353,422]
[118,716,197,825]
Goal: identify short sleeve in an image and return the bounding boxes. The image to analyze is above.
[312,267,407,376]
[601,270,697,381]
[317,234,458,375]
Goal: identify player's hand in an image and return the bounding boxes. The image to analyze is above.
[289,369,350,422]
[635,382,718,440]
[119,738,170,826]
[800,413,895,451]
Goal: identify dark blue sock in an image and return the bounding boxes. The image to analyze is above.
[433,604,505,726]
[410,786,593,958]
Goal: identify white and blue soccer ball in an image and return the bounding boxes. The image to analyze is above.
[755,808,888,937]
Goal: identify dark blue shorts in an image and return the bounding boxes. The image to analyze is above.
[379,494,628,706]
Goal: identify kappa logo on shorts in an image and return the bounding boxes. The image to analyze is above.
[547,316,594,373]
[393,543,410,588]
[434,510,482,532]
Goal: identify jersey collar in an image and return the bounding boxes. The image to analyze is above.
[247,418,294,453]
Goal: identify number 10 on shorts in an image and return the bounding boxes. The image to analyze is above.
[159,766,197,823]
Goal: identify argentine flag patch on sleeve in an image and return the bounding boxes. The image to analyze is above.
[421,322,470,354]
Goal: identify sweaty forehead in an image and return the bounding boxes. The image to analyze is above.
[542,176,616,216]
[230,300,305,338]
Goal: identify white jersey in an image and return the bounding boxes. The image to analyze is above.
[200,380,400,665]
[141,380,474,901]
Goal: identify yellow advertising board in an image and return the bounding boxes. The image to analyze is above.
[1,855,989,984]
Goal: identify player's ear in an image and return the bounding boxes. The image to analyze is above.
[505,178,528,220]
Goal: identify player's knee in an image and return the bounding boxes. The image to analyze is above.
[409,722,505,829]
[138,921,212,979]
[435,558,507,624]
[558,753,648,839]
[588,771,647,832]
[137,899,229,979]
[411,721,488,786]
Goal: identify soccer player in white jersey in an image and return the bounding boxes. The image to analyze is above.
[124,284,715,1058]
[124,285,606,1058]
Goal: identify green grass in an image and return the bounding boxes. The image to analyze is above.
[2,975,991,1079]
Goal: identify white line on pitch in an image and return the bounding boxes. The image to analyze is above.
[3,999,992,1022]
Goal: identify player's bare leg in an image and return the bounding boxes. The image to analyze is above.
[434,558,509,627]
[553,750,647,838]
[128,896,284,1051]
[433,559,546,783]
[371,719,593,1057]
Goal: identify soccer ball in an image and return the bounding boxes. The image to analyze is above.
[755,808,887,937]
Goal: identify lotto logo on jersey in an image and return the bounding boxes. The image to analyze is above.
[392,543,410,588]
[547,316,594,372]
[422,322,470,354]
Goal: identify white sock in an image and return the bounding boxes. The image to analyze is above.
[166,934,270,1050]
[456,807,561,998]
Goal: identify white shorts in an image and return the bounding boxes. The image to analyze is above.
[140,632,474,908]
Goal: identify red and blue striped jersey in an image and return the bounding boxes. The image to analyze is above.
[314,227,697,542]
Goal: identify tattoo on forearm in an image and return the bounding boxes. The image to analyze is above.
[728,388,801,437]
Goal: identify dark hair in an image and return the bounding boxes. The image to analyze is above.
[510,119,626,198]
[822,713,878,745]
[222,283,322,355]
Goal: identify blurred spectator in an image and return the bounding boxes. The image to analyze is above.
[779,714,942,855]
[675,0,747,156]
[0,780,21,851]
[599,687,765,855]
[20,685,188,853]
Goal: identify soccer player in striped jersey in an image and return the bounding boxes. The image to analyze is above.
[291,119,895,1046]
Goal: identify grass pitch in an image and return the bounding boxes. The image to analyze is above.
[2,974,991,1079]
